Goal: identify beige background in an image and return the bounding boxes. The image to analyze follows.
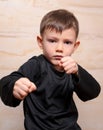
[0,0,103,130]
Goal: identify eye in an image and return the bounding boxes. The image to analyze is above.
[64,40,72,45]
[48,39,56,43]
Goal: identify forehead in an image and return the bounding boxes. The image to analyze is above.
[43,28,77,40]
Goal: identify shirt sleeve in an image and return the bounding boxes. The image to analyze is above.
[0,56,40,107]
[0,72,23,107]
[73,65,101,101]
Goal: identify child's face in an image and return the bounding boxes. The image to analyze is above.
[37,28,80,70]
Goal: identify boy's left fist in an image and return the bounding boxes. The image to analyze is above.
[59,56,78,74]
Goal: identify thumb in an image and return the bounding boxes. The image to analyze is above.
[29,82,37,93]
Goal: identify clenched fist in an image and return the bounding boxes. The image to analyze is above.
[59,56,78,74]
[13,78,37,100]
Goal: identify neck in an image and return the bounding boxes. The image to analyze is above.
[54,65,64,72]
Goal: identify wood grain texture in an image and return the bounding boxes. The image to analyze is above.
[0,1,103,130]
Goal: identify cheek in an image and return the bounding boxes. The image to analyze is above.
[43,45,52,55]
[64,46,75,55]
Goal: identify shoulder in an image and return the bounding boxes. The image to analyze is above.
[21,54,45,67]
[28,54,46,64]
[18,55,47,74]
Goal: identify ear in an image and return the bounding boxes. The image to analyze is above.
[37,36,43,49]
[73,41,80,52]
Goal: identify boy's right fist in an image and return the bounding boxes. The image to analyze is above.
[13,78,37,100]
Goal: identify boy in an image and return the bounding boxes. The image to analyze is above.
[0,9,101,130]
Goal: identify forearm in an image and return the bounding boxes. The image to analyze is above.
[0,72,23,107]
[73,65,101,101]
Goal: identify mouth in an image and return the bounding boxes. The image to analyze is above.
[53,55,63,60]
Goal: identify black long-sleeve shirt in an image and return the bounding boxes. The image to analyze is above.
[0,55,101,130]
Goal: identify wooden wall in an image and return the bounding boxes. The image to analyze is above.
[0,0,103,130]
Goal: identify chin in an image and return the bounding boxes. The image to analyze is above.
[51,60,59,66]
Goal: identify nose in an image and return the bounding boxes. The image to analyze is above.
[56,43,63,53]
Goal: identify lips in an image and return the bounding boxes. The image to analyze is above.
[53,55,63,60]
